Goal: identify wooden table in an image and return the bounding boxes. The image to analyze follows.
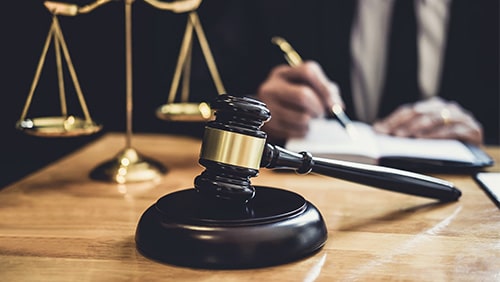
[1,133,499,281]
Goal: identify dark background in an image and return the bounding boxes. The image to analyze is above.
[1,1,499,188]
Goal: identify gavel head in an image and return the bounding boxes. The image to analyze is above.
[194,94,271,204]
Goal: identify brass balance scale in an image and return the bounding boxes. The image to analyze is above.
[17,0,221,183]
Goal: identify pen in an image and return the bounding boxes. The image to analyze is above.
[271,36,358,139]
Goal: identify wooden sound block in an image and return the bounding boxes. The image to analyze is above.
[135,186,327,269]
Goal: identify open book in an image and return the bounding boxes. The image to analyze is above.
[285,119,494,172]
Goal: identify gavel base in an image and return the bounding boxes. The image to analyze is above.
[135,186,328,269]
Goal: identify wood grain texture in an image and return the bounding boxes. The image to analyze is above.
[1,133,499,281]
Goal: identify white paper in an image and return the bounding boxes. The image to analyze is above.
[285,119,476,164]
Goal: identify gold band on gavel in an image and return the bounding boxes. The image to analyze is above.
[200,127,266,170]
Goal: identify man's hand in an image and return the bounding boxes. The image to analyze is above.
[373,97,484,145]
[256,61,343,142]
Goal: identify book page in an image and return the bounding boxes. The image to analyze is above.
[375,133,476,162]
[285,119,477,165]
[285,119,380,164]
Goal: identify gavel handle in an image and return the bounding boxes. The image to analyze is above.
[261,143,461,202]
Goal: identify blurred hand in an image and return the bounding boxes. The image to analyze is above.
[256,61,344,142]
[373,97,483,145]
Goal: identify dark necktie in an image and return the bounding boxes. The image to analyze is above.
[378,0,420,118]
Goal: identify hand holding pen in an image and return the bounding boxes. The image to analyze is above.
[270,36,358,139]
[255,36,356,141]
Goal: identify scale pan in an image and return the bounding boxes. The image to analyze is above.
[16,116,102,137]
[156,102,213,122]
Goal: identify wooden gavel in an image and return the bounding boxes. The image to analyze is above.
[195,94,461,203]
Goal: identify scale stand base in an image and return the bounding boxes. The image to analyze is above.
[135,186,328,269]
[90,147,167,183]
